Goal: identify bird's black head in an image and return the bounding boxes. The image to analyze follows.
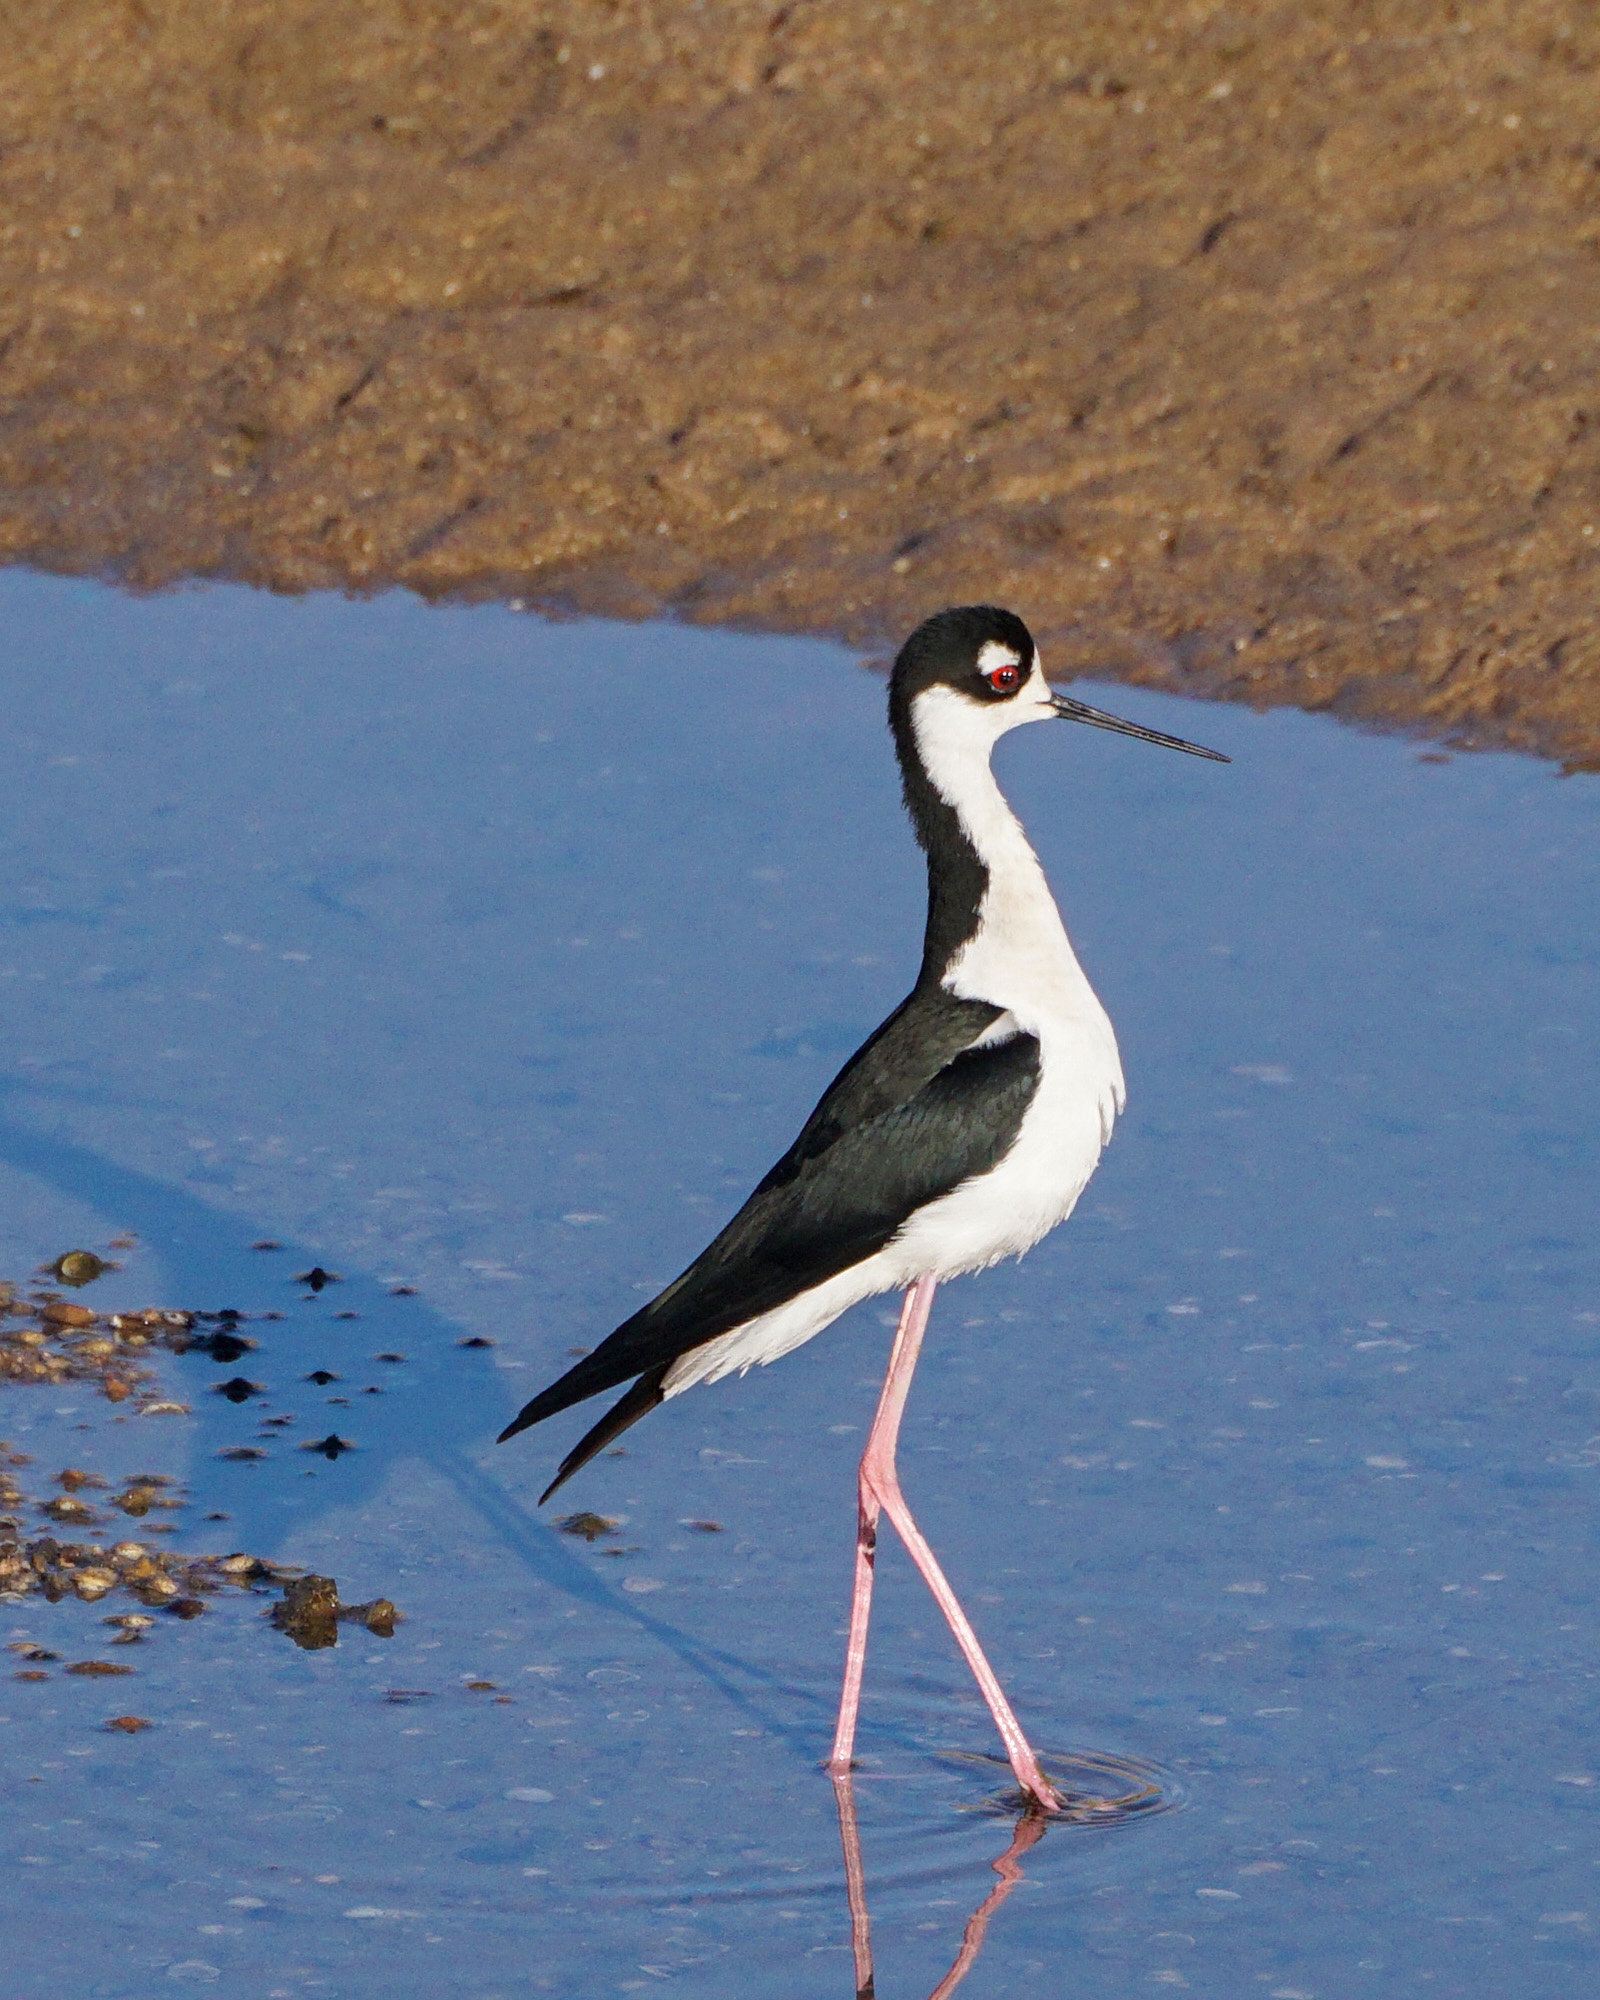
[889,603,1230,764]
[889,605,1039,713]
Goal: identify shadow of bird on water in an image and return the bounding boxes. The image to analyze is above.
[0,1083,858,1764]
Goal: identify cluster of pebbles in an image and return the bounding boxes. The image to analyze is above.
[0,1268,260,1411]
[0,1254,399,1654]
[0,1451,395,1647]
[2,1452,289,1607]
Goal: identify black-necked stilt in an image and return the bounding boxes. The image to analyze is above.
[501,606,1227,1811]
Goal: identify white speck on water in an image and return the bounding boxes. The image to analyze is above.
[505,1787,554,1803]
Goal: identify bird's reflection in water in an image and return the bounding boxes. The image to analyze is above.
[831,1774,1047,2000]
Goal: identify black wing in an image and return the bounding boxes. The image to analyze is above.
[501,988,1040,1494]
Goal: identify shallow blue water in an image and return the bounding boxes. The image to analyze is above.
[0,571,1596,1997]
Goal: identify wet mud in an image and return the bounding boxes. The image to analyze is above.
[3,3,1599,763]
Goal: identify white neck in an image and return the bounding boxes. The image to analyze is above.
[909,686,1092,1027]
[911,688,1047,883]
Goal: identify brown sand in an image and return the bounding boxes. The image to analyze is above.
[2,2,1599,763]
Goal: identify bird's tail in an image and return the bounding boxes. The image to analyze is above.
[533,1363,671,1506]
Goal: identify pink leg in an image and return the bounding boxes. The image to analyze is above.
[828,1276,1062,1813]
[828,1281,922,1775]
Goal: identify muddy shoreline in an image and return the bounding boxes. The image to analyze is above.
[2,3,1598,764]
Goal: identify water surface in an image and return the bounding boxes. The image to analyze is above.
[0,573,1596,1996]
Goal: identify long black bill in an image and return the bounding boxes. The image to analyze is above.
[1050,693,1230,762]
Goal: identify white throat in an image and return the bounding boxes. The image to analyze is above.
[909,682,1051,893]
[909,683,1095,1032]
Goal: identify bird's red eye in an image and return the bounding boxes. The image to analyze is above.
[986,664,1021,693]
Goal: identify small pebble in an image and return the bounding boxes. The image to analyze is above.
[213,1377,263,1403]
[301,1435,354,1459]
[41,1302,95,1329]
[199,1333,253,1363]
[52,1252,110,1288]
[556,1512,619,1543]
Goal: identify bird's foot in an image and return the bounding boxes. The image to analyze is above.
[1020,1776,1066,1817]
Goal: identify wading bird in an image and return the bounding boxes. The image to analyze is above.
[500,606,1226,1811]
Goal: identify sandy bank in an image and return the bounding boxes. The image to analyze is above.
[2,2,1598,763]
